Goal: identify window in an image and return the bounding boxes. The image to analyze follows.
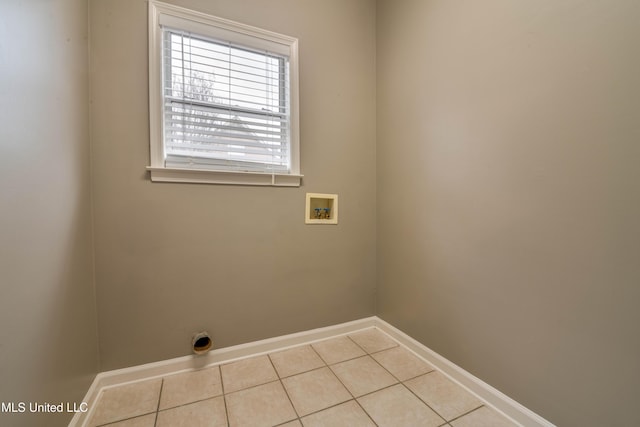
[148,1,301,186]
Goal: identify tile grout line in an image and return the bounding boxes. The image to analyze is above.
[152,395,224,415]
[153,379,164,427]
[312,334,368,365]
[345,332,369,354]
[95,381,165,427]
[306,340,353,414]
[446,404,487,424]
[315,337,381,426]
[352,396,381,426]
[218,365,231,427]
[307,342,328,367]
[223,377,284,396]
[267,352,302,425]
[96,413,156,427]
[277,337,376,424]
[399,368,437,383]
[272,345,328,380]
[343,330,409,426]
[401,370,453,423]
[275,380,301,426]
[402,370,484,424]
[118,356,223,420]
[296,398,380,426]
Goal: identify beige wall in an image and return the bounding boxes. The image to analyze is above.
[376,1,640,425]
[89,0,377,370]
[4,1,638,424]
[0,1,99,426]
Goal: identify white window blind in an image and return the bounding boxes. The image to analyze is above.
[162,28,291,173]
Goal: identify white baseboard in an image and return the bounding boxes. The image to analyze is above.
[70,316,553,427]
[372,317,555,427]
[69,317,377,426]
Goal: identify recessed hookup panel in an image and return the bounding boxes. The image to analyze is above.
[305,193,338,224]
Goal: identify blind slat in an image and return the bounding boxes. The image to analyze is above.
[166,143,287,159]
[166,154,289,172]
[166,143,288,166]
[165,121,286,138]
[166,93,286,112]
[165,131,287,150]
[165,97,287,121]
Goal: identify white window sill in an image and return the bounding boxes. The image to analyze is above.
[146,167,302,187]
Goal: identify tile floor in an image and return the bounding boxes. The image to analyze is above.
[87,328,518,427]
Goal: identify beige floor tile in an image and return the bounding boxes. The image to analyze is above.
[226,381,297,427]
[156,397,227,427]
[221,355,278,393]
[277,421,302,427]
[270,345,325,378]
[358,384,445,427]
[312,336,366,365]
[330,356,397,397]
[405,371,482,421]
[281,367,352,416]
[348,328,398,354]
[371,346,434,381]
[450,406,518,427]
[159,366,223,410]
[100,414,156,427]
[89,379,161,426]
[301,400,376,427]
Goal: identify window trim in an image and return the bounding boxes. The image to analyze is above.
[148,0,301,186]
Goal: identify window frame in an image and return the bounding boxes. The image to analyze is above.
[147,0,301,186]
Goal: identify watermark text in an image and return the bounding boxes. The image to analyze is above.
[1,401,88,413]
